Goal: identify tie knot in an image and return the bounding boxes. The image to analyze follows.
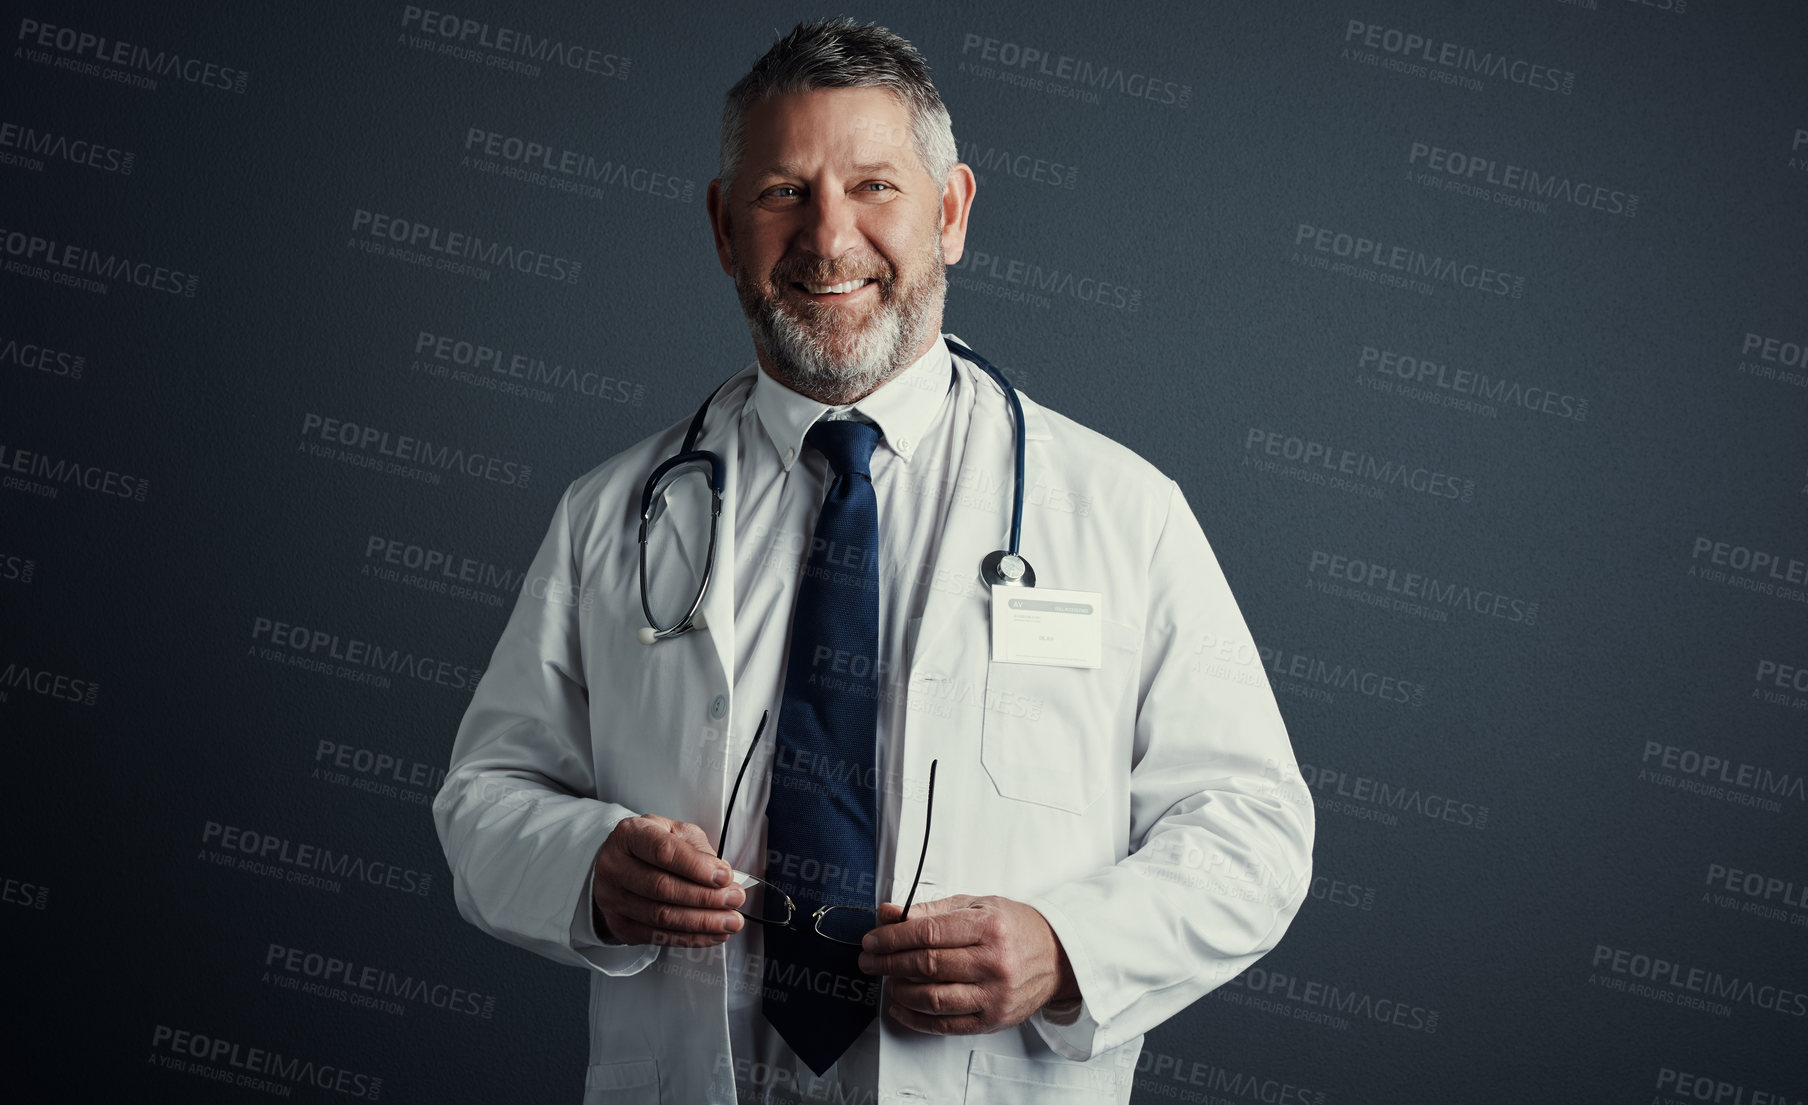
[805,418,881,478]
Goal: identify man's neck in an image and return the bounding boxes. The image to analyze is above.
[755,327,942,406]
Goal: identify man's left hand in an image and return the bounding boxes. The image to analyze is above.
[857,894,1080,1035]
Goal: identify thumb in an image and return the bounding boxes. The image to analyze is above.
[673,820,719,858]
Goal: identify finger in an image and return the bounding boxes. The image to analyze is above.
[607,887,745,936]
[606,854,745,911]
[602,913,733,949]
[862,902,986,955]
[622,820,733,888]
[887,1002,990,1036]
[896,894,975,919]
[857,903,905,949]
[858,945,981,981]
[887,979,987,1018]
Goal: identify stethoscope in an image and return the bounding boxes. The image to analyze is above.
[637,336,1034,645]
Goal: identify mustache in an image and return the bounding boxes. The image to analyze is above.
[769,255,893,290]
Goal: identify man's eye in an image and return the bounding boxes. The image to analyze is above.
[861,182,893,193]
[764,186,801,200]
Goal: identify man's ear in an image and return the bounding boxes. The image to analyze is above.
[707,178,735,277]
[938,163,977,266]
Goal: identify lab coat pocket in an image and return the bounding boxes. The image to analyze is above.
[963,1050,1120,1103]
[583,1056,659,1103]
[978,619,1140,815]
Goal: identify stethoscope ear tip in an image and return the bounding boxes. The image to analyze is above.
[636,626,659,646]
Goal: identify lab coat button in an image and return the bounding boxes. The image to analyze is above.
[710,694,727,719]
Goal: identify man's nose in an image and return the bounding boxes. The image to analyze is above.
[794,187,864,262]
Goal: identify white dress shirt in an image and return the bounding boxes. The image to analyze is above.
[718,333,958,1103]
[590,334,961,1101]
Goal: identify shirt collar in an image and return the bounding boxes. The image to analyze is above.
[752,334,953,471]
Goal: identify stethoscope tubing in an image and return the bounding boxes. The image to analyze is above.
[639,336,1028,641]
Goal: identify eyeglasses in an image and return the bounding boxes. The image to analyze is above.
[716,710,936,947]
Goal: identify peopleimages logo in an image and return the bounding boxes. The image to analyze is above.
[316,740,447,802]
[463,128,693,203]
[1308,549,1537,625]
[950,244,1141,311]
[264,943,495,1019]
[1299,762,1489,830]
[399,5,630,79]
[1134,1051,1325,1105]
[413,329,644,405]
[0,119,134,175]
[250,614,484,694]
[1294,223,1524,298]
[0,551,37,584]
[299,412,531,489]
[2,875,49,910]
[1,335,84,380]
[958,137,1079,190]
[958,32,1192,109]
[0,224,198,296]
[1655,1067,1800,1105]
[1739,332,1808,389]
[1591,944,1808,1018]
[201,820,435,898]
[16,18,249,93]
[149,1024,380,1099]
[1408,141,1637,218]
[1257,641,1426,707]
[362,532,525,607]
[1357,344,1588,423]
[1705,862,1808,913]
[349,208,581,285]
[0,441,148,503]
[1244,427,1474,503]
[1342,18,1574,95]
[1690,536,1808,594]
[1640,742,1805,812]
[1224,966,1440,1034]
[0,659,99,706]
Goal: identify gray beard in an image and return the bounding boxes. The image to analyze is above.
[735,243,946,404]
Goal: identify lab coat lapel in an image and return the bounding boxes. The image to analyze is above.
[907,365,1001,682]
[657,387,742,697]
[908,362,1055,682]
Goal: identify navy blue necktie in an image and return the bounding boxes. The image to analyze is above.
[762,418,883,1075]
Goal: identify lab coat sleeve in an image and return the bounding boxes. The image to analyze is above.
[433,482,658,977]
[1024,480,1315,1060]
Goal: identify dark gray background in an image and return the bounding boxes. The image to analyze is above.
[3,1,1803,1101]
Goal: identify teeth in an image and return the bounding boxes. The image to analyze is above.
[802,279,869,295]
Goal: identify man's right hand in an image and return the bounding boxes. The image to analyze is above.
[591,815,746,947]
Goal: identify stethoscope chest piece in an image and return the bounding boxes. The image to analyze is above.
[981,549,1035,588]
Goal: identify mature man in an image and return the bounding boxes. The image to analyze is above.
[435,17,1313,1105]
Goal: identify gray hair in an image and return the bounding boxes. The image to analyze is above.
[718,17,958,198]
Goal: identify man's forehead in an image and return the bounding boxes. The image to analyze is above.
[741,86,919,174]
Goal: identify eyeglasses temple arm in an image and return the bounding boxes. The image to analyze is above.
[899,759,936,922]
[716,710,768,860]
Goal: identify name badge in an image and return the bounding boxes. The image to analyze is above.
[990,585,1102,668]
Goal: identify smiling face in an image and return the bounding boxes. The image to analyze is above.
[708,85,974,405]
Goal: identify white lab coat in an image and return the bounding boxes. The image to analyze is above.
[434,347,1315,1104]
